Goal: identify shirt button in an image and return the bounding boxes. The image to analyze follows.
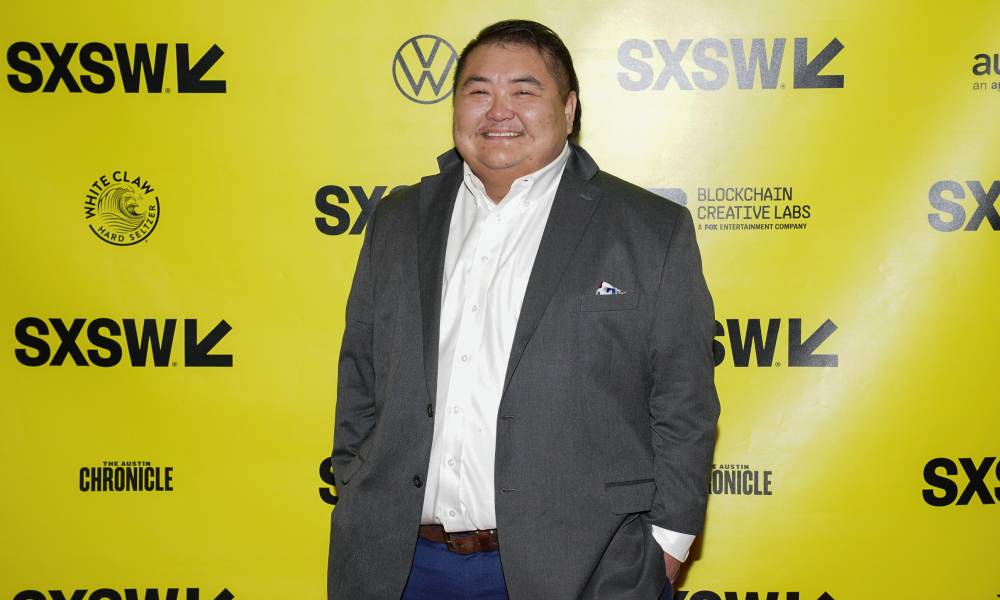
[471,304,479,312]
[447,457,456,467]
[452,406,460,414]
[480,256,488,263]
[413,475,423,488]
[460,354,469,362]
[448,509,457,517]
[426,403,434,418]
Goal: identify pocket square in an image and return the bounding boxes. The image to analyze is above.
[596,281,626,296]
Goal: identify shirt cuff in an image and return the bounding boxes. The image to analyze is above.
[650,525,695,562]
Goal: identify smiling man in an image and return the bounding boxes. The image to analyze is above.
[328,20,719,600]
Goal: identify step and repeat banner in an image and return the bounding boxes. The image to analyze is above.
[2,1,997,599]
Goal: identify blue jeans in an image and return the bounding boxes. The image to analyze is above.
[400,535,674,599]
[401,536,509,600]
[660,579,674,599]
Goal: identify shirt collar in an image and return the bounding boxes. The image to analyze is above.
[462,142,571,211]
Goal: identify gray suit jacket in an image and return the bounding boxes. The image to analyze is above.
[327,143,719,600]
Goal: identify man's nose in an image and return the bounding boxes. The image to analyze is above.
[486,94,514,121]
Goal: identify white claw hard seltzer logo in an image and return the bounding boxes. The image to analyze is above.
[83,171,160,246]
[392,34,457,104]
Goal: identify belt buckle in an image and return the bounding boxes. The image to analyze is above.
[444,531,464,553]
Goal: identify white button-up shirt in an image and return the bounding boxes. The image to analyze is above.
[419,142,694,562]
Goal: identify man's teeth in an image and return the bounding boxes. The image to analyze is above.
[485,132,521,137]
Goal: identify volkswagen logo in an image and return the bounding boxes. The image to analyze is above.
[392,34,458,104]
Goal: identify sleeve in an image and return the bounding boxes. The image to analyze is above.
[330,205,379,491]
[650,525,695,562]
[646,205,720,535]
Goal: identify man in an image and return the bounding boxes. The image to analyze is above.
[328,20,719,600]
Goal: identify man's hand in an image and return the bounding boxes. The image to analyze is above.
[663,552,682,584]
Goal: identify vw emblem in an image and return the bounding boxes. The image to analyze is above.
[392,34,458,104]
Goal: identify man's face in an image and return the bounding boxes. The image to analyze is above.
[453,43,576,182]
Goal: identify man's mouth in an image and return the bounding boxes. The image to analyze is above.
[482,131,522,138]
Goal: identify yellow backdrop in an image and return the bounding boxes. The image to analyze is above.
[3,1,998,598]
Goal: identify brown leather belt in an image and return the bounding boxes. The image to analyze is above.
[419,524,500,554]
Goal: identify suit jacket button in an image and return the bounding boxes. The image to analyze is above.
[426,403,434,418]
[413,475,423,488]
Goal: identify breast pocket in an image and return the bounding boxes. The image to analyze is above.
[578,293,641,312]
[572,293,645,379]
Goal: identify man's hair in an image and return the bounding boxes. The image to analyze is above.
[454,19,582,140]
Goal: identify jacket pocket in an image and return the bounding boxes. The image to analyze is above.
[604,478,656,514]
[336,454,366,487]
[334,434,375,487]
[579,293,641,312]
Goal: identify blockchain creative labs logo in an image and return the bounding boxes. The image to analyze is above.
[708,463,773,497]
[392,34,458,104]
[971,51,1000,92]
[83,171,159,245]
[13,588,234,600]
[696,185,811,232]
[79,460,174,493]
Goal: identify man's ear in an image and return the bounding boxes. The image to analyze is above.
[563,91,577,135]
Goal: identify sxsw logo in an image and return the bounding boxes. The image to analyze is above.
[13,589,234,600]
[314,184,404,235]
[922,456,999,506]
[927,180,1000,232]
[14,317,233,367]
[618,37,844,91]
[713,318,838,367]
[392,34,457,104]
[319,456,338,505]
[6,42,226,93]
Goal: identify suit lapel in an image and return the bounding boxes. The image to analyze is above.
[417,150,462,406]
[501,144,602,396]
